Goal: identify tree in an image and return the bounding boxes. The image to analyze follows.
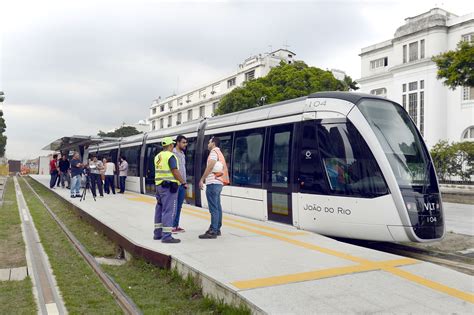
[215,61,346,115]
[432,41,474,90]
[98,125,141,138]
[342,75,359,91]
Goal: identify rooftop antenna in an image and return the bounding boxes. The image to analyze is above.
[283,42,290,50]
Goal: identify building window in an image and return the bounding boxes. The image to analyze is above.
[403,45,407,63]
[462,33,474,43]
[212,102,218,113]
[402,94,406,109]
[420,39,425,59]
[420,91,424,136]
[187,109,193,121]
[409,41,418,62]
[199,106,205,117]
[227,78,236,88]
[370,88,387,97]
[462,86,474,101]
[462,126,474,140]
[409,81,418,91]
[152,108,156,115]
[370,57,388,69]
[167,116,172,127]
[160,118,164,129]
[151,121,156,130]
[177,112,182,125]
[420,80,424,89]
[402,84,406,93]
[160,105,164,112]
[408,93,418,125]
[245,70,255,81]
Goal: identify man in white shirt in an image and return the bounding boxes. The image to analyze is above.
[199,136,229,239]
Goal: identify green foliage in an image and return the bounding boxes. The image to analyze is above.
[216,61,347,115]
[98,125,141,138]
[430,140,474,182]
[432,41,474,90]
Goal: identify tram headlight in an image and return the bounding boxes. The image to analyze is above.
[405,201,418,212]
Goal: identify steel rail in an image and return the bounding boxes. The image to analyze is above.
[22,177,142,315]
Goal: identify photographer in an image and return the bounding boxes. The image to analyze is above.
[88,155,104,198]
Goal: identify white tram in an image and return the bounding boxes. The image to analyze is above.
[86,92,444,243]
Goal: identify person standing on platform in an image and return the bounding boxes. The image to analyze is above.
[89,155,104,198]
[172,135,188,233]
[104,157,116,194]
[153,137,186,244]
[58,154,70,189]
[70,152,84,198]
[118,156,128,193]
[49,154,59,189]
[199,136,230,239]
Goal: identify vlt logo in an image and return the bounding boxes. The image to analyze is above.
[423,203,437,211]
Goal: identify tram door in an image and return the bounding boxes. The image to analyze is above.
[144,143,160,195]
[265,124,293,224]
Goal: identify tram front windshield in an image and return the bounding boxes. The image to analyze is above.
[357,99,436,192]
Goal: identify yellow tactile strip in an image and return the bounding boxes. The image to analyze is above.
[125,193,474,304]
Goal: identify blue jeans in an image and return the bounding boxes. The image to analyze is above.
[206,184,223,233]
[50,171,58,188]
[119,176,126,192]
[70,175,81,196]
[173,185,186,228]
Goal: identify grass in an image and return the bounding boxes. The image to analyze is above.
[0,177,27,268]
[24,176,250,314]
[0,177,37,314]
[0,278,37,314]
[19,177,122,314]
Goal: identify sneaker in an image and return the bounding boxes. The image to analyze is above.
[71,195,76,198]
[153,235,162,240]
[206,229,221,236]
[172,227,185,234]
[162,238,181,244]
[199,231,217,239]
[75,194,82,198]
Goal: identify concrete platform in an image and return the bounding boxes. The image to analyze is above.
[444,202,474,236]
[31,175,474,314]
[0,267,28,281]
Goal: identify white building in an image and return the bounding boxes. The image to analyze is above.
[358,8,474,147]
[148,49,296,130]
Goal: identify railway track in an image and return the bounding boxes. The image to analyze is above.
[336,238,474,275]
[22,177,142,315]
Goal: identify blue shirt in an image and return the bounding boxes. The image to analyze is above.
[168,155,177,170]
[70,159,83,177]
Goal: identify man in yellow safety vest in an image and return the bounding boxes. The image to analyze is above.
[153,137,186,243]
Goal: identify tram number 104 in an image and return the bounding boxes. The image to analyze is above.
[425,216,438,223]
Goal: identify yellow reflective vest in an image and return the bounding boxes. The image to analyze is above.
[154,151,179,185]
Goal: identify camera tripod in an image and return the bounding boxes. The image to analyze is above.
[80,176,96,202]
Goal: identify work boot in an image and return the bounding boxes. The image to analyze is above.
[206,229,221,236]
[162,238,181,244]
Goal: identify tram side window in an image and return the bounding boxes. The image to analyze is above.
[185,137,196,182]
[233,129,264,187]
[202,133,233,180]
[317,123,388,197]
[120,146,141,177]
[299,123,325,194]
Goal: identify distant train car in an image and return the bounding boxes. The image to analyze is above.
[86,92,444,243]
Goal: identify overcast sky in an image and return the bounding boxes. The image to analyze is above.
[0,0,471,160]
